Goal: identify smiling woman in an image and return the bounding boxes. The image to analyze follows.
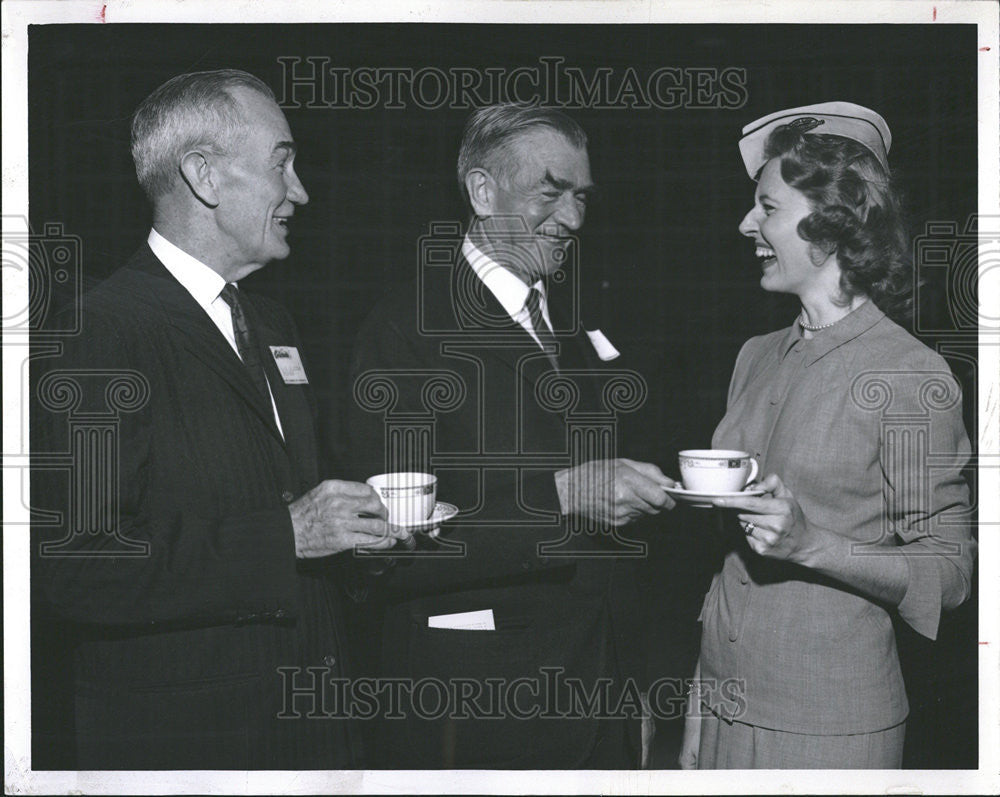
[678,102,977,770]
[739,158,837,300]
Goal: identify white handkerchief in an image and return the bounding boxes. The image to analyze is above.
[585,328,621,361]
[427,609,495,630]
[269,345,309,384]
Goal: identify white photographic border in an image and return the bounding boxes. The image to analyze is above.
[3,1,997,794]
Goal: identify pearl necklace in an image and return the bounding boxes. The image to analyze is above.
[798,311,844,331]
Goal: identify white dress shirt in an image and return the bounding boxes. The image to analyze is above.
[461,236,620,361]
[147,229,284,436]
[462,236,554,347]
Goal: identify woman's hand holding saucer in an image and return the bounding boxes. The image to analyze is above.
[712,474,821,563]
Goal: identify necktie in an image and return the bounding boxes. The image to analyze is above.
[219,284,271,403]
[525,287,560,371]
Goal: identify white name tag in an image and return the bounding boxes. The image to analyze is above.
[427,609,495,631]
[269,346,309,384]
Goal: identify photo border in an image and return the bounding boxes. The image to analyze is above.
[3,1,997,794]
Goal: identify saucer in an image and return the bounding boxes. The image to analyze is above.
[664,485,766,508]
[389,501,459,533]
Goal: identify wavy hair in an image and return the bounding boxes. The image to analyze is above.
[763,126,913,319]
[457,104,588,207]
[131,69,275,202]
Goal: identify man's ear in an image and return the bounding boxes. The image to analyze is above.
[464,168,496,218]
[179,150,220,208]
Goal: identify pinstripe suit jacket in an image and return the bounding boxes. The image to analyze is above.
[33,245,356,768]
[345,255,646,768]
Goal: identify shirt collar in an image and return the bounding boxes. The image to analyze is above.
[462,236,544,321]
[800,300,887,366]
[147,228,230,312]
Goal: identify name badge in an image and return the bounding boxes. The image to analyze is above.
[269,346,309,384]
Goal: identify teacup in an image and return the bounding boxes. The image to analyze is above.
[366,472,437,523]
[678,450,759,493]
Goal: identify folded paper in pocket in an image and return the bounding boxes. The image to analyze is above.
[427,609,495,630]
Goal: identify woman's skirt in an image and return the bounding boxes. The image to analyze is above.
[698,712,905,769]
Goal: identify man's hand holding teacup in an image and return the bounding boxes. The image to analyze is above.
[555,458,677,526]
[289,480,413,557]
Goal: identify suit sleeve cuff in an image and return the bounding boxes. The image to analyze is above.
[898,551,974,640]
[223,507,303,623]
[522,469,564,513]
[897,554,945,640]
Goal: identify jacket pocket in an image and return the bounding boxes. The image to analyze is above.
[75,673,263,769]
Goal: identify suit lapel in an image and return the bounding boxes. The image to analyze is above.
[443,257,542,375]
[543,279,603,408]
[448,255,602,411]
[245,296,316,474]
[125,246,285,446]
[451,257,600,377]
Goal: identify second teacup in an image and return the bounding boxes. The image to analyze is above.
[678,450,758,493]
[366,472,437,523]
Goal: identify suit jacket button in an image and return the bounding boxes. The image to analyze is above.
[739,574,749,585]
[538,556,549,565]
[281,490,295,503]
[521,561,532,571]
[729,631,739,642]
[323,654,337,667]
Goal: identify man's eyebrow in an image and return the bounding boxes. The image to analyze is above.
[272,141,297,158]
[542,170,596,194]
[757,192,776,203]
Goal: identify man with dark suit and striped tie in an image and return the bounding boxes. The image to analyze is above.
[32,69,411,769]
[347,105,677,768]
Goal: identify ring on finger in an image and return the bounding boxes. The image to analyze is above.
[743,521,756,536]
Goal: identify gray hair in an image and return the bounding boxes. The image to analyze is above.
[130,69,276,201]
[456,104,588,205]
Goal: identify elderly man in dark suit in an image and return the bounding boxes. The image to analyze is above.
[346,105,677,768]
[32,69,410,769]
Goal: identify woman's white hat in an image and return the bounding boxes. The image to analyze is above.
[738,101,892,179]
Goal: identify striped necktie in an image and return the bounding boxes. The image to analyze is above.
[525,287,560,371]
[219,284,271,403]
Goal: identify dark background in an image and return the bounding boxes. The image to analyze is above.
[28,23,979,769]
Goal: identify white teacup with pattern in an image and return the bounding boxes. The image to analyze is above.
[366,472,437,523]
[678,450,759,493]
